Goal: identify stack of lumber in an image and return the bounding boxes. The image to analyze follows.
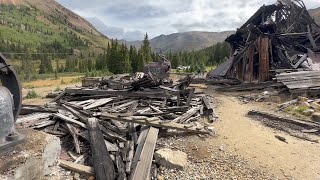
[17,74,215,179]
[276,71,320,94]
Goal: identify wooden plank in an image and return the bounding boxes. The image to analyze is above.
[259,36,270,82]
[99,113,208,134]
[186,88,195,106]
[172,106,200,123]
[159,85,178,92]
[130,127,159,180]
[83,98,113,110]
[79,130,119,152]
[50,90,66,103]
[126,140,134,173]
[65,123,81,154]
[54,113,86,128]
[65,88,167,99]
[16,113,52,124]
[58,160,94,176]
[293,54,307,69]
[87,118,115,180]
[131,128,149,172]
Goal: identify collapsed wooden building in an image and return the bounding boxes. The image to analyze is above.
[208,0,320,83]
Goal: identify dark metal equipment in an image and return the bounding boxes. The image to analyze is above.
[0,53,24,152]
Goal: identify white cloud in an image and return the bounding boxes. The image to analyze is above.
[56,0,320,40]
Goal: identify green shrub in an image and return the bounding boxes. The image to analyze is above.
[25,90,39,99]
[70,77,82,83]
[54,86,61,92]
[296,106,308,114]
[60,78,66,84]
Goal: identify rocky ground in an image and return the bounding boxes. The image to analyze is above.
[157,135,275,180]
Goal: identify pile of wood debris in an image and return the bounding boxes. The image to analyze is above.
[208,0,320,85]
[17,74,216,179]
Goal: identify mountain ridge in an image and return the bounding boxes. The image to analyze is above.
[0,0,109,52]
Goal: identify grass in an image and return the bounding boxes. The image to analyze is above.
[54,86,61,92]
[25,89,39,99]
[206,66,216,72]
[296,106,309,114]
[23,75,83,88]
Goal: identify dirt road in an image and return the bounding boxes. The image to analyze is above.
[206,89,320,179]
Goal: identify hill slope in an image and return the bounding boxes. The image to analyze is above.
[122,31,234,53]
[0,0,109,54]
[309,7,320,25]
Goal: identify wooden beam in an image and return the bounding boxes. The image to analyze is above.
[54,113,86,128]
[58,160,94,176]
[131,128,149,172]
[87,118,115,180]
[65,123,81,154]
[82,98,113,110]
[130,127,159,180]
[186,88,195,106]
[259,36,270,82]
[99,113,208,134]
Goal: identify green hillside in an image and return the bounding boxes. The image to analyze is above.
[0,2,110,81]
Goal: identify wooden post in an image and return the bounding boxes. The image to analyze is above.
[87,118,115,180]
[247,44,255,82]
[259,36,270,82]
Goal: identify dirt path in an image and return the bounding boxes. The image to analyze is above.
[207,90,320,179]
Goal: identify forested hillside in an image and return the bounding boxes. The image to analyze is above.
[167,42,231,71]
[0,1,109,81]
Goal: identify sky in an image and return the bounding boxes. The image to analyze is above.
[56,0,320,41]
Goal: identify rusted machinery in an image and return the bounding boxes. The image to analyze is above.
[143,54,171,79]
[0,53,24,152]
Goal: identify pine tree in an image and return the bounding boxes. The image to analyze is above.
[119,44,131,73]
[141,33,152,63]
[137,49,145,72]
[129,45,138,73]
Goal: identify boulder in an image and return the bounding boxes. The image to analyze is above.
[312,112,320,122]
[154,148,187,170]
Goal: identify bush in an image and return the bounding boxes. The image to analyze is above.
[60,78,66,84]
[54,86,61,92]
[25,89,39,99]
[70,77,82,83]
[296,106,309,114]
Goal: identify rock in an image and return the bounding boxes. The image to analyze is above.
[302,109,314,116]
[219,145,224,151]
[43,137,61,167]
[154,148,187,170]
[42,137,61,175]
[312,112,320,122]
[15,158,46,180]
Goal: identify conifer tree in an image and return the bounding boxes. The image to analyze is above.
[141,33,152,63]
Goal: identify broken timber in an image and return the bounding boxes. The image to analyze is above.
[87,118,115,180]
[58,160,94,176]
[99,113,209,134]
[130,127,159,180]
